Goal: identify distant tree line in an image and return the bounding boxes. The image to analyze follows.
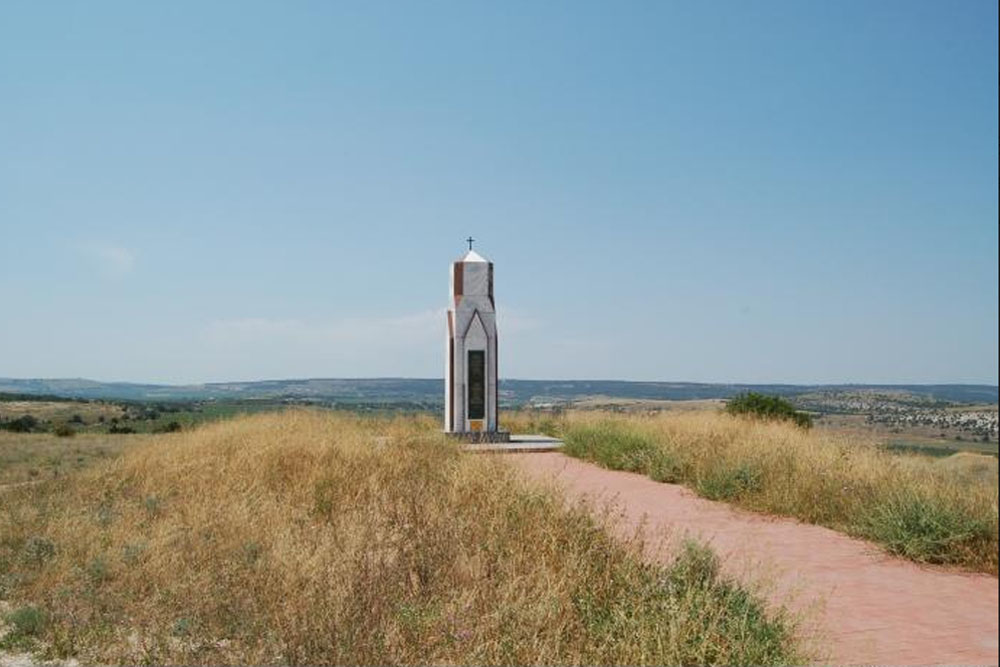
[0,413,182,435]
[0,392,83,403]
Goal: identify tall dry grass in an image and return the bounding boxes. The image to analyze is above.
[522,410,999,574]
[0,410,800,665]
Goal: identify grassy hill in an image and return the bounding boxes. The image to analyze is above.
[0,412,800,665]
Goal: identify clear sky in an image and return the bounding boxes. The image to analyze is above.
[1,1,997,385]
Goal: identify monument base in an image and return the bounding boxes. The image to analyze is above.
[461,434,563,453]
[446,430,511,444]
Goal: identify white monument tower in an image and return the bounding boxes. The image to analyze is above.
[445,238,505,439]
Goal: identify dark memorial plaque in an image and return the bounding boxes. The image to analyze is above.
[467,350,485,420]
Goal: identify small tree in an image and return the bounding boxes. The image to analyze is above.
[2,415,39,433]
[725,392,813,429]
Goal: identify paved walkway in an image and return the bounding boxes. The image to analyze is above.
[510,452,999,666]
[463,434,563,453]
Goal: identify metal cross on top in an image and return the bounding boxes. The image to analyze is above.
[466,236,475,251]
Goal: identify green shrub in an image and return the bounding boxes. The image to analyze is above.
[171,617,195,637]
[53,423,76,437]
[647,450,684,483]
[143,495,162,516]
[697,463,764,500]
[23,536,56,565]
[667,539,720,588]
[153,420,183,433]
[564,423,686,483]
[725,393,813,428]
[563,422,658,472]
[87,556,110,584]
[571,538,797,665]
[536,418,559,438]
[1,605,47,649]
[857,491,996,564]
[663,544,794,665]
[1,415,39,433]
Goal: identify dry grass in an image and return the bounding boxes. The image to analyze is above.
[515,410,1000,574]
[0,401,123,423]
[936,452,999,485]
[0,432,148,486]
[0,410,800,665]
[567,397,726,412]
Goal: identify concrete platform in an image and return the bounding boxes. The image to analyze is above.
[462,434,563,453]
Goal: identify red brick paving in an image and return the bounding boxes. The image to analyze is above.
[511,453,999,666]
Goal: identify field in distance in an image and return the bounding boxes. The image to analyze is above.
[557,391,998,458]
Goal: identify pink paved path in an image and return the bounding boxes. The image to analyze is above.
[511,453,999,666]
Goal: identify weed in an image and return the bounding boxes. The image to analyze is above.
[22,537,56,566]
[858,491,996,564]
[122,543,146,565]
[86,556,109,585]
[95,503,114,527]
[241,541,263,565]
[563,422,659,472]
[698,463,764,500]
[143,495,162,517]
[667,539,720,588]
[1,605,46,650]
[171,617,194,637]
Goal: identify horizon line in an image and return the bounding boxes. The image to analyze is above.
[2,376,997,389]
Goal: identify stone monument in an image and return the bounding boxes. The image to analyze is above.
[445,238,509,441]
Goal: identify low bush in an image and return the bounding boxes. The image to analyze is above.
[563,422,683,482]
[53,424,75,438]
[1,605,47,651]
[858,490,997,565]
[562,422,657,471]
[726,392,813,428]
[153,421,183,434]
[697,463,764,501]
[1,415,39,433]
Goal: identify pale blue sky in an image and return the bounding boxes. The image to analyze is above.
[1,1,996,384]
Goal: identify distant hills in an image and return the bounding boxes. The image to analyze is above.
[1,377,996,406]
